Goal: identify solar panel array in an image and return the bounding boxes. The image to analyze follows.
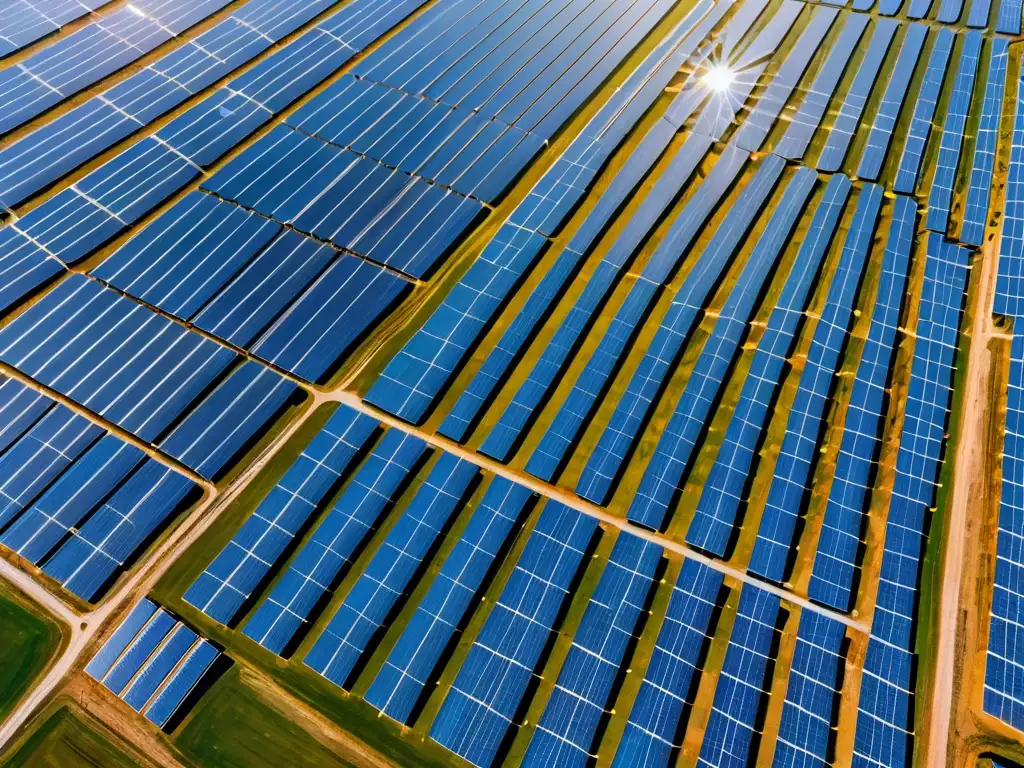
[0,0,1015,762]
[86,599,222,729]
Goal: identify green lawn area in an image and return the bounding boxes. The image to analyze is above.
[174,667,354,768]
[2,705,146,768]
[0,585,63,723]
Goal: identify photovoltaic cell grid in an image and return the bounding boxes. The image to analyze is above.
[365,476,534,724]
[430,501,598,768]
[0,0,112,58]
[747,183,883,584]
[522,532,661,766]
[86,599,221,729]
[995,69,1024,319]
[610,161,811,526]
[243,428,427,655]
[611,559,723,768]
[687,176,851,556]
[0,374,198,602]
[304,452,479,688]
[809,195,916,613]
[184,405,378,625]
[854,235,970,768]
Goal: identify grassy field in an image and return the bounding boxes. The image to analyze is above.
[1,705,149,768]
[0,584,64,724]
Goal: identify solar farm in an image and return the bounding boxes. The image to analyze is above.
[0,0,1020,766]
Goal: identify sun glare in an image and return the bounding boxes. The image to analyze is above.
[702,64,736,92]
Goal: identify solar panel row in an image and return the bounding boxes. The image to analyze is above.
[365,476,534,723]
[996,68,1024,318]
[87,599,221,729]
[926,31,983,234]
[476,133,717,463]
[854,234,971,768]
[0,0,343,209]
[364,0,723,424]
[687,176,851,555]
[809,196,916,613]
[855,23,928,182]
[243,429,427,655]
[523,532,661,766]
[612,558,724,768]
[747,184,884,583]
[430,501,597,768]
[596,162,808,522]
[0,0,112,58]
[892,28,955,195]
[304,453,479,688]
[996,0,1022,33]
[0,0,234,136]
[185,405,378,625]
[961,39,1009,248]
[524,145,751,483]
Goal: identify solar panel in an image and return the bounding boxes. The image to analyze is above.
[102,609,179,696]
[963,39,1010,248]
[926,32,983,234]
[144,638,220,728]
[242,429,427,655]
[304,453,478,689]
[996,67,1024,318]
[0,0,111,58]
[524,145,751,483]
[773,14,869,161]
[809,196,916,613]
[477,133,717,463]
[855,23,928,182]
[748,184,884,583]
[122,623,199,712]
[86,598,159,680]
[695,585,781,768]
[185,405,378,625]
[734,7,838,153]
[523,532,661,766]
[611,558,723,768]
[430,501,598,768]
[892,28,955,195]
[996,0,1022,32]
[365,476,534,724]
[0,434,144,564]
[966,0,994,23]
[0,376,54,454]
[687,175,851,555]
[590,164,812,516]
[43,460,197,601]
[772,612,845,768]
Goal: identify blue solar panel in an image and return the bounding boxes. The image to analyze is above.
[773,14,869,161]
[748,185,884,583]
[243,430,427,655]
[430,502,598,768]
[587,164,812,513]
[0,376,54,454]
[967,0,994,23]
[304,453,478,688]
[159,362,298,481]
[809,196,916,613]
[815,18,898,173]
[122,624,198,712]
[0,275,237,443]
[0,226,64,317]
[365,476,534,724]
[0,0,107,58]
[611,558,724,768]
[478,133,716,463]
[101,609,178,696]
[735,7,838,153]
[86,599,159,680]
[996,0,1022,32]
[892,29,955,195]
[44,460,196,601]
[522,533,661,766]
[926,32,983,234]
[250,257,410,384]
[1,434,144,564]
[185,405,378,625]
[996,67,1024,318]
[856,24,928,182]
[936,0,965,20]
[144,638,220,728]
[0,404,102,531]
[696,586,781,768]
[687,175,851,556]
[963,40,1010,248]
[524,145,751,483]
[853,640,915,767]
[772,612,845,768]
